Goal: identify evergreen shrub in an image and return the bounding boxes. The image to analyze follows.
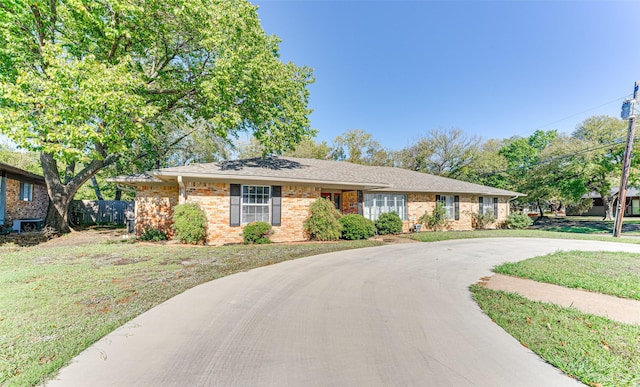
[242,221,272,244]
[303,198,343,241]
[339,214,376,240]
[375,211,403,235]
[172,203,207,244]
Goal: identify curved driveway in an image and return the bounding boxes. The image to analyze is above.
[45,238,640,386]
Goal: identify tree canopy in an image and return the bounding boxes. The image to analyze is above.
[0,0,314,231]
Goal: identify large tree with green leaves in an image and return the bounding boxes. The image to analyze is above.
[572,115,629,220]
[0,0,314,232]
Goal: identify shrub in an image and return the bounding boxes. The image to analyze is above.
[375,211,403,235]
[470,211,496,229]
[339,214,376,240]
[243,221,272,244]
[172,203,207,244]
[303,198,343,241]
[419,202,449,231]
[139,228,168,242]
[506,212,533,229]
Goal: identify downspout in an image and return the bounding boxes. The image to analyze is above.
[178,176,186,204]
[508,196,520,217]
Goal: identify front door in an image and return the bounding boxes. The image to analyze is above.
[320,192,342,211]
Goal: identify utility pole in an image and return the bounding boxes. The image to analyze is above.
[613,80,640,237]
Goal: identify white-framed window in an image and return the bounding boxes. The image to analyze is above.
[436,195,459,220]
[241,185,270,224]
[19,182,33,202]
[479,196,498,216]
[363,193,407,221]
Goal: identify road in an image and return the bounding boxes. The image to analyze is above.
[45,238,640,386]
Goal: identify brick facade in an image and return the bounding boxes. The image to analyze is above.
[3,177,48,224]
[133,181,512,244]
[407,193,510,232]
[135,185,179,238]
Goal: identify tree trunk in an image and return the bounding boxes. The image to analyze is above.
[603,194,616,221]
[91,176,104,201]
[40,152,116,233]
[537,199,544,217]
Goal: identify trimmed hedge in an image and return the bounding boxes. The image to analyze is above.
[375,211,403,235]
[339,214,376,240]
[243,221,272,244]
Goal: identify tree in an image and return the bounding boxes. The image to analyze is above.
[330,129,391,165]
[284,137,332,159]
[572,115,629,220]
[398,128,480,177]
[0,0,314,232]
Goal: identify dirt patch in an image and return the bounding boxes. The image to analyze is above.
[39,227,131,248]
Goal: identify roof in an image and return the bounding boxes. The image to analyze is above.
[0,162,45,185]
[110,156,525,197]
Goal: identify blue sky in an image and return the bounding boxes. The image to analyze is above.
[253,0,640,151]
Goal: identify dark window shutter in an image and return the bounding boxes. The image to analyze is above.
[357,190,363,215]
[454,195,460,220]
[436,195,441,203]
[271,186,282,226]
[493,197,499,217]
[479,196,483,213]
[230,184,241,227]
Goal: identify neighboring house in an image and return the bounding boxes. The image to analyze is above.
[111,157,524,245]
[0,162,48,228]
[584,188,640,217]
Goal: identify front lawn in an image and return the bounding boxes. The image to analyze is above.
[472,250,640,386]
[0,239,382,386]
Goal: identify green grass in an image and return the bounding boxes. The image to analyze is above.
[471,286,640,387]
[404,229,640,244]
[473,248,640,386]
[0,240,382,387]
[494,251,640,300]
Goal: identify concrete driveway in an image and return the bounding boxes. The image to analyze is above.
[45,238,640,386]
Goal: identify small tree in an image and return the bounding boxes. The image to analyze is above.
[303,198,343,241]
[172,203,207,244]
[339,214,376,240]
[243,221,272,244]
[375,211,403,235]
[419,202,450,231]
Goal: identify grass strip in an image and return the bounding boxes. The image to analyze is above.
[494,251,640,300]
[404,229,640,244]
[0,240,381,387]
[471,285,640,387]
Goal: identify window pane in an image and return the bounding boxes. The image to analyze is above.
[363,194,407,221]
[241,185,270,224]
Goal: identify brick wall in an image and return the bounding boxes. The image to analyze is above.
[4,178,48,223]
[135,185,179,238]
[185,182,319,245]
[407,193,510,232]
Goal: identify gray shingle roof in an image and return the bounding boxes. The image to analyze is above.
[111,156,524,197]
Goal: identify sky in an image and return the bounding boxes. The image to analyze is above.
[252,0,640,151]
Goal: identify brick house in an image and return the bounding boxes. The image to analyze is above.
[0,162,48,228]
[111,157,524,245]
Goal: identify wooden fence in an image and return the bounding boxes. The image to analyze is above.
[69,200,134,226]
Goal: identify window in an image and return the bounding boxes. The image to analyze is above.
[363,193,407,221]
[479,197,498,217]
[241,185,270,224]
[436,195,460,220]
[19,182,33,202]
